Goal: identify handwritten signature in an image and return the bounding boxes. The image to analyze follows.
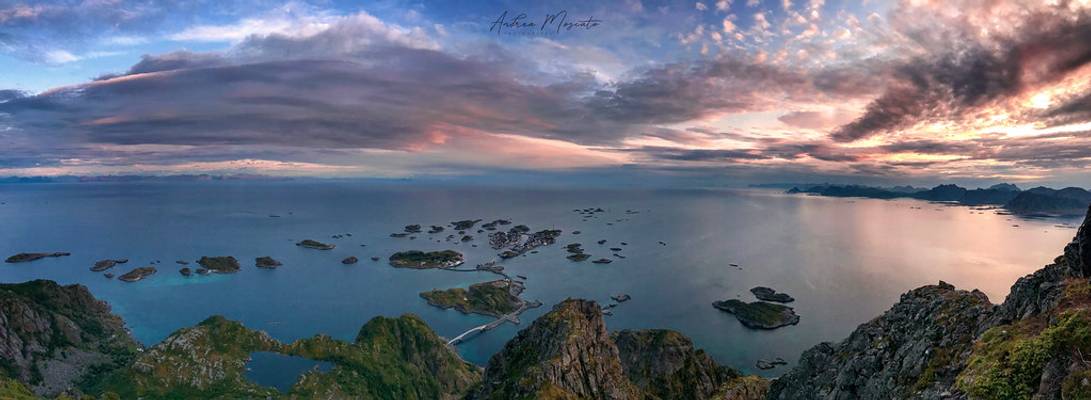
[489,10,603,35]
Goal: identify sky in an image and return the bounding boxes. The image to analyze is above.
[1,0,1091,187]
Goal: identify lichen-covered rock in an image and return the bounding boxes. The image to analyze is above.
[471,299,640,399]
[768,282,994,400]
[613,329,736,399]
[0,280,138,397]
[714,375,770,400]
[992,261,1071,324]
[471,299,754,400]
[1064,205,1091,277]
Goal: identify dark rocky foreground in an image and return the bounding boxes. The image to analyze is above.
[769,205,1091,400]
[0,286,764,399]
[4,206,1091,399]
[468,299,759,400]
[0,280,138,396]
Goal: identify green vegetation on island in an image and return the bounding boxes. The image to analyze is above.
[118,266,157,282]
[712,299,800,329]
[196,256,240,273]
[388,250,463,269]
[296,239,335,250]
[255,256,282,269]
[420,280,521,317]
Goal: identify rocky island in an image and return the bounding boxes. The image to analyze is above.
[196,256,240,273]
[254,256,282,269]
[91,258,128,272]
[4,252,70,263]
[713,299,800,329]
[388,250,464,269]
[751,286,795,303]
[419,279,522,317]
[296,239,335,250]
[118,266,157,282]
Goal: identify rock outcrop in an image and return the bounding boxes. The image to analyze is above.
[471,299,759,400]
[472,299,640,399]
[92,315,283,398]
[770,205,1091,400]
[768,283,993,399]
[613,329,735,399]
[0,280,137,396]
[1065,207,1091,277]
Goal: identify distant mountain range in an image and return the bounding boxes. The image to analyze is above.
[0,174,293,184]
[784,183,1091,216]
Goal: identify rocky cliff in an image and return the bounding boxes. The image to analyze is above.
[0,280,138,397]
[768,283,994,399]
[770,205,1091,400]
[613,329,736,399]
[90,314,481,399]
[471,299,763,400]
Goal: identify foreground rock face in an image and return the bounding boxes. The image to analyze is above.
[1065,208,1091,277]
[0,280,137,396]
[471,299,760,400]
[771,205,1091,400]
[613,329,735,399]
[0,284,762,399]
[769,282,993,399]
[472,299,640,400]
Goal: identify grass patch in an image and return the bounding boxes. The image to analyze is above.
[958,310,1091,400]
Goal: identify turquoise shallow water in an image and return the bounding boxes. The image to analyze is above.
[0,181,1080,375]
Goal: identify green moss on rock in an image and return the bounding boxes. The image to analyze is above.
[284,315,480,399]
[958,310,1091,400]
[89,315,283,399]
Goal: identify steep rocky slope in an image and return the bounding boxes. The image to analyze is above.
[470,299,763,400]
[286,314,481,399]
[770,205,1091,400]
[613,329,736,399]
[471,299,641,399]
[768,283,994,399]
[90,315,285,398]
[90,314,481,399]
[0,280,138,396]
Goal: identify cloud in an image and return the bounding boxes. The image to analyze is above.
[778,109,858,130]
[0,89,26,102]
[832,3,1091,142]
[0,0,184,62]
[634,147,770,161]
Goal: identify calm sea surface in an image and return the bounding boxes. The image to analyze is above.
[0,182,1080,375]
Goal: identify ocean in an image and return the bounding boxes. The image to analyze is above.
[0,181,1079,376]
